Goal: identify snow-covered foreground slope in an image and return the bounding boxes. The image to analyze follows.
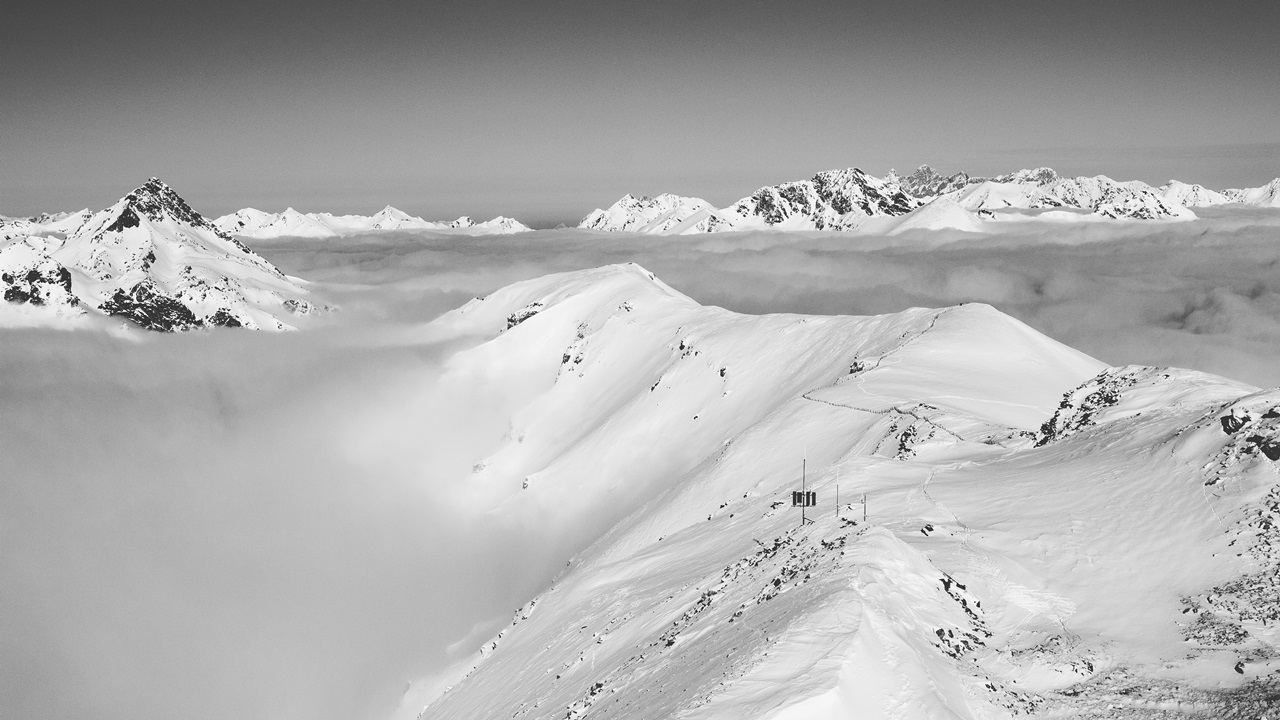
[214,206,532,238]
[1,179,323,331]
[402,264,1280,719]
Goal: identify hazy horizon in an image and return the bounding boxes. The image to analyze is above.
[5,147,1280,229]
[3,0,1278,222]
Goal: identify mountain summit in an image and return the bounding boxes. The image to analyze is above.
[1,178,324,331]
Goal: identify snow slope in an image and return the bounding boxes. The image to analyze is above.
[1,179,322,331]
[886,195,988,234]
[951,180,1064,211]
[398,264,1280,719]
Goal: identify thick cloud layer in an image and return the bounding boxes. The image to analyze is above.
[3,209,1280,720]
[267,206,1280,388]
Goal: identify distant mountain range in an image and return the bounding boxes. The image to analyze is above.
[0,179,325,331]
[212,207,532,239]
[579,166,1280,234]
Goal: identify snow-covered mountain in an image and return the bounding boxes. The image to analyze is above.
[717,167,920,231]
[473,216,533,233]
[580,194,727,234]
[400,264,1280,720]
[1223,178,1280,208]
[578,169,920,235]
[217,207,337,238]
[920,167,1193,220]
[578,165,1215,234]
[0,208,93,241]
[1042,175,1195,220]
[950,180,1066,210]
[1159,180,1232,208]
[213,206,531,238]
[886,194,990,234]
[1,178,322,331]
[892,165,973,198]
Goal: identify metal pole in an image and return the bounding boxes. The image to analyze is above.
[863,493,867,522]
[801,458,806,527]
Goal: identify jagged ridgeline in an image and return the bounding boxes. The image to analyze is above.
[578,166,1280,235]
[0,178,329,331]
[404,264,1280,720]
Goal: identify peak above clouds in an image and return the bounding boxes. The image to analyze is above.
[1,178,324,331]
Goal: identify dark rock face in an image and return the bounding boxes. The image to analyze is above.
[1037,369,1143,446]
[737,168,920,229]
[206,308,243,328]
[0,247,79,310]
[900,165,972,198]
[104,207,141,233]
[2,265,74,306]
[114,178,255,255]
[811,168,917,217]
[1222,414,1248,434]
[99,280,202,332]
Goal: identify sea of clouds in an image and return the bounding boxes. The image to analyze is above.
[3,207,1279,720]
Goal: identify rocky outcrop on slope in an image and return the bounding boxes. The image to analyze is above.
[0,241,81,315]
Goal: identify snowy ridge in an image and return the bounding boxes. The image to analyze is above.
[950,180,1065,210]
[1,178,324,331]
[395,264,1280,719]
[214,207,531,238]
[1159,180,1231,208]
[1223,178,1280,208]
[580,194,727,235]
[0,208,92,242]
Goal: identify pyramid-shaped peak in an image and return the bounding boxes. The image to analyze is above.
[120,177,208,227]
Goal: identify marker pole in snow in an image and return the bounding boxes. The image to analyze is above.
[863,493,867,522]
[792,459,816,526]
[801,458,806,527]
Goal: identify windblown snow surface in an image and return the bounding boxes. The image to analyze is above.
[5,204,1280,720]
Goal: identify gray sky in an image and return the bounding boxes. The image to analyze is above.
[2,0,1278,224]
